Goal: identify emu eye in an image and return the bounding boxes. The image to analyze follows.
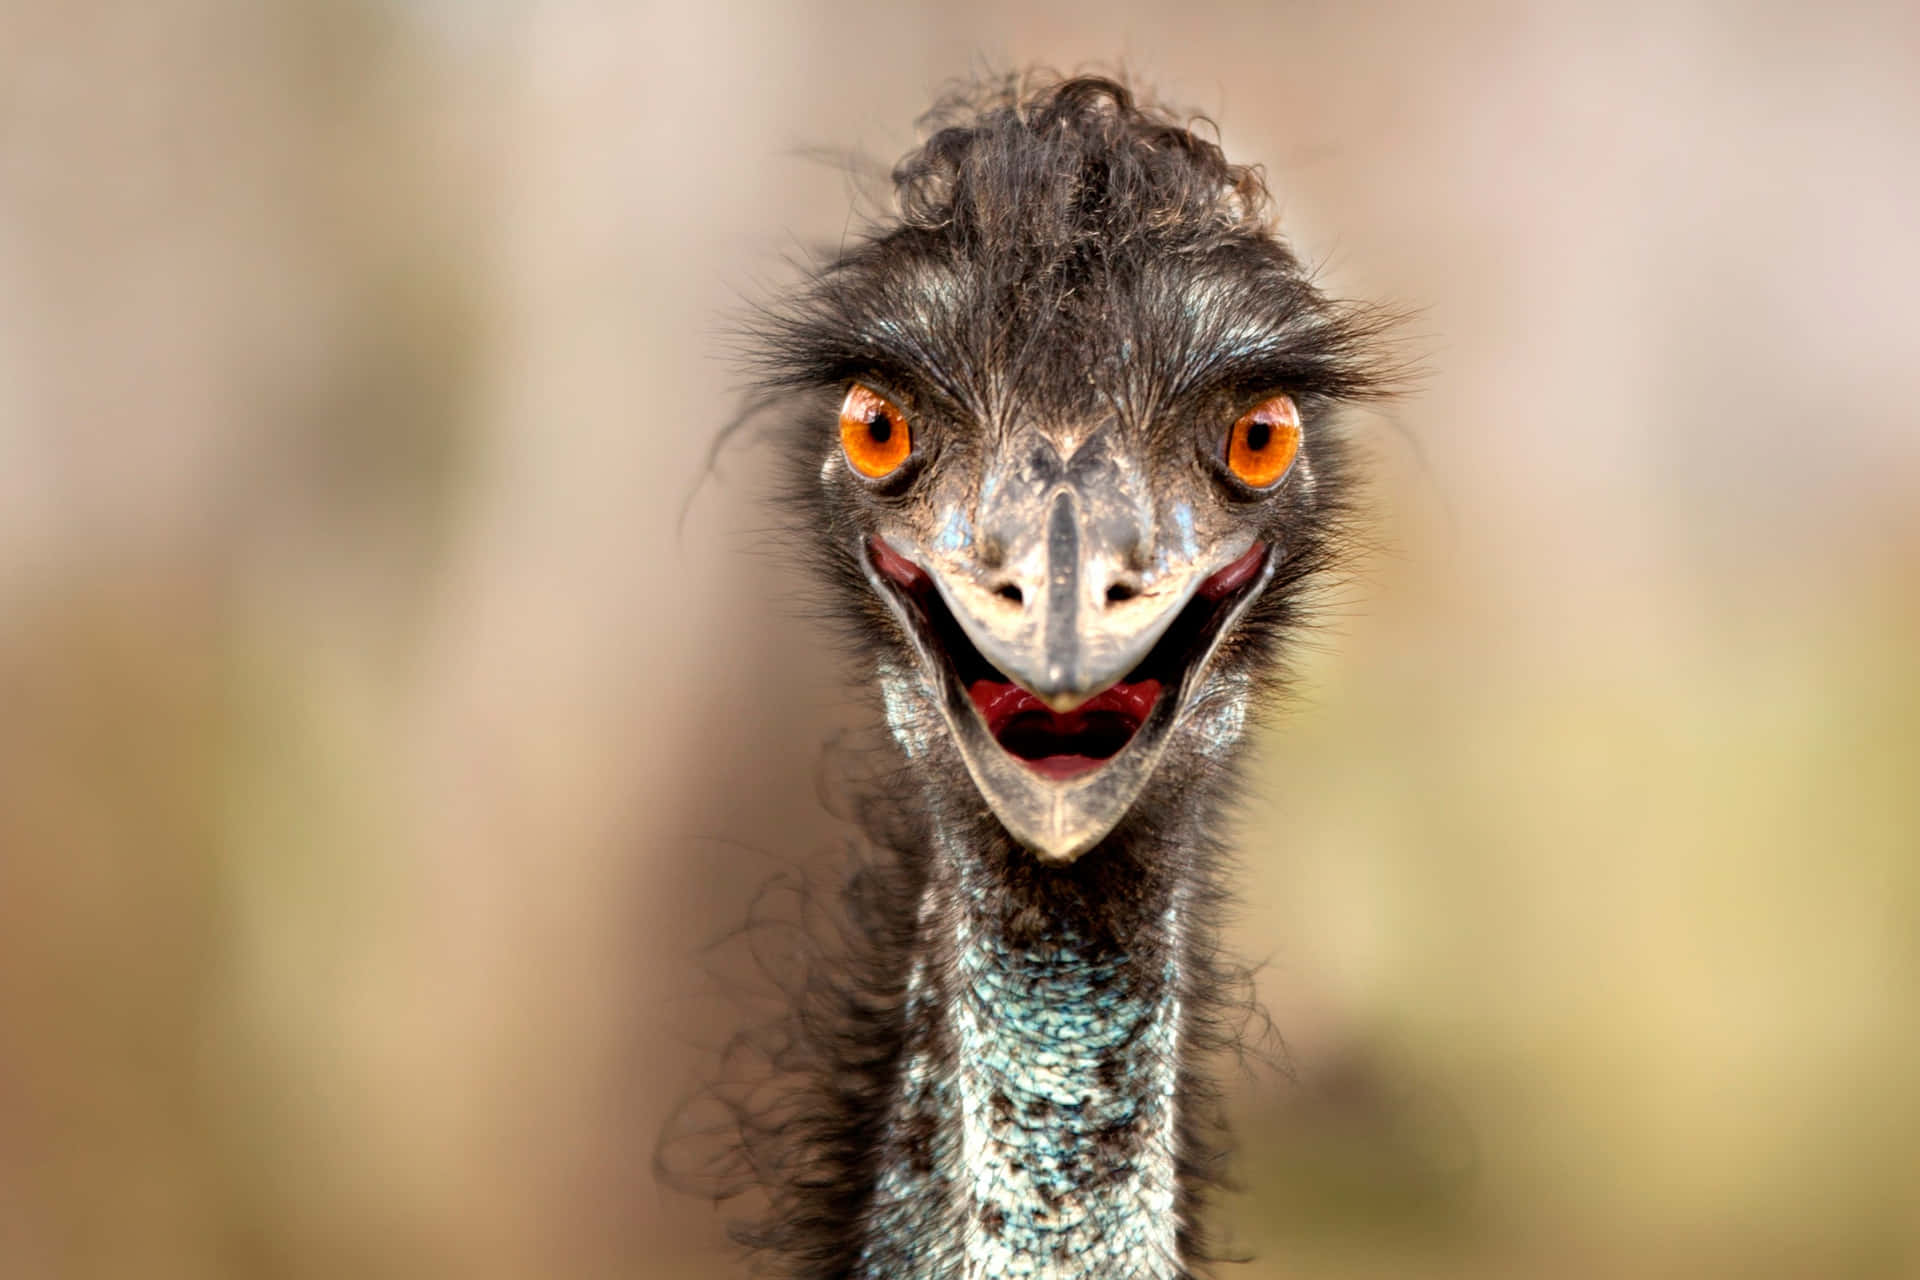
[1226,394,1302,489]
[839,384,912,479]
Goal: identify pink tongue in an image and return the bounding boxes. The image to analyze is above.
[967,678,1162,738]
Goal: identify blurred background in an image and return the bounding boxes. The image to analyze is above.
[3,1,1917,1276]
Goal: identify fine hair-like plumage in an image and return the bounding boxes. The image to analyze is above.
[665,71,1398,1280]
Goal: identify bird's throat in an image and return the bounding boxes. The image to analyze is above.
[856,859,1186,1279]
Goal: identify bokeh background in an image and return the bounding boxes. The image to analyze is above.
[3,1,1917,1276]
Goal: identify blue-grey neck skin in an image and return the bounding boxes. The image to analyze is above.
[857,845,1186,1280]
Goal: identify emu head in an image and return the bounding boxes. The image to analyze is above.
[761,77,1389,864]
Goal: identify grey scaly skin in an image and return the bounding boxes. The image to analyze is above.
[864,909,1183,1280]
[855,784,1187,1278]
[670,73,1395,1279]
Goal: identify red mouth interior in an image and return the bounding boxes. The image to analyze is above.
[967,678,1162,780]
[871,535,1266,785]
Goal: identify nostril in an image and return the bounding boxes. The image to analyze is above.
[1105,582,1138,605]
[995,583,1024,605]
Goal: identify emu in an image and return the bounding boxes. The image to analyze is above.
[688,73,1394,1280]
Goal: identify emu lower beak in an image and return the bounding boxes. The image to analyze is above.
[866,524,1272,864]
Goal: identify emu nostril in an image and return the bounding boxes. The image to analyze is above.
[995,583,1025,605]
[1105,582,1139,605]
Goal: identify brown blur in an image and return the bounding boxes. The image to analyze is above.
[2,2,1916,1276]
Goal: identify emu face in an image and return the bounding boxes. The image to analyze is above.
[840,270,1321,863]
[858,422,1280,863]
[767,79,1385,863]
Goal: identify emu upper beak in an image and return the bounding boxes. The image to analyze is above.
[935,488,1195,713]
[866,472,1272,863]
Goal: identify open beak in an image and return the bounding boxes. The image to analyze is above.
[864,491,1272,863]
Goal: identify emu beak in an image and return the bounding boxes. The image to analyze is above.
[865,483,1273,863]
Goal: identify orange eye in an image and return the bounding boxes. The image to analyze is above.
[1227,394,1302,488]
[839,384,912,479]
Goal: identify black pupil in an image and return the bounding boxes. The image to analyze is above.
[867,411,892,444]
[1244,419,1271,452]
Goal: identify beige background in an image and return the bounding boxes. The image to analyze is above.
[3,1,1917,1276]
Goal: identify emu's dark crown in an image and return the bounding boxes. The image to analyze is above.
[762,76,1390,862]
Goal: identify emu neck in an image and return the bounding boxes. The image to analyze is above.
[858,833,1187,1279]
